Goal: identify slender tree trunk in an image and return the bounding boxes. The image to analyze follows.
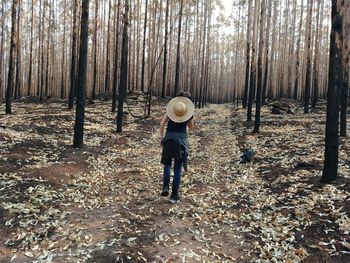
[68,0,78,109]
[14,0,21,99]
[287,0,297,98]
[140,0,148,93]
[262,0,272,103]
[91,0,98,100]
[116,0,129,132]
[294,0,304,100]
[254,0,266,133]
[173,0,183,97]
[161,0,170,98]
[312,0,322,108]
[0,0,5,99]
[247,0,258,121]
[36,0,42,97]
[199,0,208,107]
[321,0,344,183]
[5,0,18,114]
[112,0,121,113]
[243,0,252,108]
[73,0,90,148]
[104,0,112,95]
[304,0,313,113]
[39,0,46,101]
[60,0,67,99]
[45,1,52,99]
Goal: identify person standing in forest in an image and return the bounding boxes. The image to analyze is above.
[159,92,195,204]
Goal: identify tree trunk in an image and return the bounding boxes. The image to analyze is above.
[60,0,67,99]
[91,0,98,100]
[294,0,304,100]
[45,1,52,99]
[68,0,78,109]
[243,0,252,108]
[104,0,112,95]
[312,0,322,108]
[247,0,258,122]
[14,0,22,99]
[112,0,121,113]
[140,0,148,93]
[304,0,313,113]
[161,0,170,98]
[116,0,129,133]
[5,0,18,114]
[73,0,90,148]
[262,0,272,103]
[253,0,266,133]
[39,0,46,101]
[0,0,5,99]
[321,0,344,183]
[173,0,184,97]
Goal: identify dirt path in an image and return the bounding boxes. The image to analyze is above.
[1,100,349,263]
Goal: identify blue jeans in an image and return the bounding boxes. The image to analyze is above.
[163,159,183,196]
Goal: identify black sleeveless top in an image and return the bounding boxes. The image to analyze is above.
[166,119,190,133]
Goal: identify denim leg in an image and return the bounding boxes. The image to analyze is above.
[171,159,183,196]
[163,164,171,191]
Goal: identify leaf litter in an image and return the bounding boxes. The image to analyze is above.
[0,99,349,262]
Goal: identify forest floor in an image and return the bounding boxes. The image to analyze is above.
[0,97,350,263]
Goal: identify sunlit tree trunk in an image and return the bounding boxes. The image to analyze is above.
[5,0,18,114]
[68,0,78,109]
[303,0,313,113]
[243,0,252,108]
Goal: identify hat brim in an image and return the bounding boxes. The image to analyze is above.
[166,97,195,123]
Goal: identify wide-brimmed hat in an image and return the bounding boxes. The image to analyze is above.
[166,96,195,123]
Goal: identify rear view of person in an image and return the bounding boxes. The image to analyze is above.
[159,92,195,204]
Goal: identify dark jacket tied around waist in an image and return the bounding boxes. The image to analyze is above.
[161,131,189,171]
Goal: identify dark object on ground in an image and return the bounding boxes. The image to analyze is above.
[240,149,254,163]
[269,100,295,115]
[295,162,317,169]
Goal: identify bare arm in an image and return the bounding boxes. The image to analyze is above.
[159,113,168,137]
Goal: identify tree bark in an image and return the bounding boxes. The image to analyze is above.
[73,0,90,148]
[247,0,258,122]
[140,0,148,93]
[104,0,112,95]
[243,0,252,108]
[294,0,304,100]
[312,0,322,108]
[112,0,121,113]
[161,0,170,98]
[253,0,266,133]
[0,0,5,99]
[321,0,344,183]
[304,0,313,113]
[5,0,18,114]
[116,0,129,133]
[60,0,67,99]
[173,0,183,97]
[262,0,272,103]
[68,0,78,109]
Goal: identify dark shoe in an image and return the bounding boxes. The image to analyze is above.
[169,194,180,204]
[160,190,169,196]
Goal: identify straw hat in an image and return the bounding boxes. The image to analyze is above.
[166,96,195,123]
